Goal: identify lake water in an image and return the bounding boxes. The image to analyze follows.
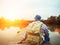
[0,30,60,45]
[49,31,60,45]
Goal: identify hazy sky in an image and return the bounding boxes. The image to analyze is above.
[0,0,60,20]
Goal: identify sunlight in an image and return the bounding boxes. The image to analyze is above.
[4,15,18,21]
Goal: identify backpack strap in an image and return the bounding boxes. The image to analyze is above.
[39,24,43,45]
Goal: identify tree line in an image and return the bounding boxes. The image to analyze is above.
[0,15,60,31]
[41,15,60,31]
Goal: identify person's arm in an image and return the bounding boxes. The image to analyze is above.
[41,24,49,36]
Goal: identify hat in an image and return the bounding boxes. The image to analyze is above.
[34,15,41,20]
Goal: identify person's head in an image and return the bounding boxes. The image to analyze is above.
[34,15,41,21]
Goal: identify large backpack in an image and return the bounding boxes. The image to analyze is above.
[25,22,43,45]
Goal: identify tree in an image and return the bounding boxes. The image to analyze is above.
[47,16,57,26]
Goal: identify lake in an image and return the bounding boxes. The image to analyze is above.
[0,30,60,45]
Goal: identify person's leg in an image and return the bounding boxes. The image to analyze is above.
[41,36,50,45]
[41,40,46,45]
[17,32,28,44]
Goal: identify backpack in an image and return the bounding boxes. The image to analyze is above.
[25,22,43,45]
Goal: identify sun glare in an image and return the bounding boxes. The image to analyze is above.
[4,15,18,21]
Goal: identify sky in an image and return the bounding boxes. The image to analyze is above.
[0,0,60,20]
